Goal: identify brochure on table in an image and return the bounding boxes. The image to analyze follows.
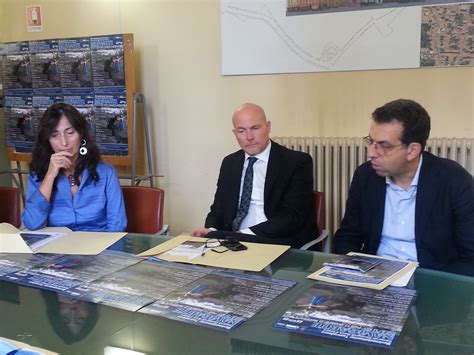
[308,252,418,290]
[0,337,58,355]
[139,234,290,272]
[0,223,125,255]
[0,236,296,332]
[3,250,142,292]
[65,258,213,312]
[141,267,296,331]
[273,281,417,349]
[67,258,296,330]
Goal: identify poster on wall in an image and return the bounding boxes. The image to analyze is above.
[58,38,93,89]
[221,0,474,75]
[4,95,34,152]
[31,94,63,140]
[1,34,132,158]
[26,5,43,33]
[63,94,95,138]
[30,40,61,90]
[94,91,128,156]
[90,35,126,88]
[1,42,32,91]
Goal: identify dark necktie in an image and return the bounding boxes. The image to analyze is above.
[232,157,258,231]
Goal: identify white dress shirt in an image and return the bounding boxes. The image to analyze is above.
[238,141,271,234]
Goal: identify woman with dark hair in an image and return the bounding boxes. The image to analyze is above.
[22,102,127,231]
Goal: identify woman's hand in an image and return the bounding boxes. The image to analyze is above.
[40,151,75,201]
[46,151,74,178]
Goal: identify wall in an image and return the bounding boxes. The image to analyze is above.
[1,0,472,234]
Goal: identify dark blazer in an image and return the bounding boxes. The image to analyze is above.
[333,152,474,276]
[205,141,316,248]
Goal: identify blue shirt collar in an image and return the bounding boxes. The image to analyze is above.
[386,154,423,188]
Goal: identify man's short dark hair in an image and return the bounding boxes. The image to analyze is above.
[372,99,431,150]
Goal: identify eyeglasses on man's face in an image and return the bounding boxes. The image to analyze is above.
[363,136,404,155]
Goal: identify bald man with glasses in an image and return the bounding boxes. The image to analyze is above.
[333,99,474,276]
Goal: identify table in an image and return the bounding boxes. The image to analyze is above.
[0,234,472,354]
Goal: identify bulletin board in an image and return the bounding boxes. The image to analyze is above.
[0,33,136,166]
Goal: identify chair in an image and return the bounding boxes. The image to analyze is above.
[121,186,168,235]
[300,191,329,252]
[0,187,21,228]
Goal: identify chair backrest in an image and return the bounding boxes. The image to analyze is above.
[121,186,164,234]
[0,187,21,228]
[313,191,326,232]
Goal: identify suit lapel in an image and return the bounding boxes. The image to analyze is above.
[415,153,440,241]
[370,174,387,251]
[264,142,281,202]
[230,151,245,212]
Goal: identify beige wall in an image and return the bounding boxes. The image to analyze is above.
[1,0,473,234]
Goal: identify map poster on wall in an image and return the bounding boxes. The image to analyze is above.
[221,0,473,75]
[420,4,473,67]
[1,33,135,161]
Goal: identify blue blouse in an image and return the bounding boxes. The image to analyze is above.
[22,162,127,232]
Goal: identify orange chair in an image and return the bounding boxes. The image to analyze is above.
[300,191,329,252]
[121,186,167,234]
[0,187,21,228]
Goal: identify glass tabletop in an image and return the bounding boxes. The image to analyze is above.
[0,233,472,354]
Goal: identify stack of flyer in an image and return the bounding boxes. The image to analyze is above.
[273,253,418,348]
[308,252,418,290]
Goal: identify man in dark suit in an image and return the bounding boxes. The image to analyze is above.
[192,103,315,248]
[334,99,474,276]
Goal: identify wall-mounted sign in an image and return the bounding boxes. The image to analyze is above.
[26,5,43,33]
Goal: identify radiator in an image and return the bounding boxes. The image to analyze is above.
[274,137,474,248]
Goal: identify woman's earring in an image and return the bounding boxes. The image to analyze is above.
[80,139,88,156]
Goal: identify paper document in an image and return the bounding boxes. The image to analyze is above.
[163,242,205,259]
[163,240,222,260]
[20,231,67,252]
[0,223,125,255]
[0,222,20,233]
[139,234,290,272]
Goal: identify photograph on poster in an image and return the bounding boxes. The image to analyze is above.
[4,95,35,152]
[30,40,61,89]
